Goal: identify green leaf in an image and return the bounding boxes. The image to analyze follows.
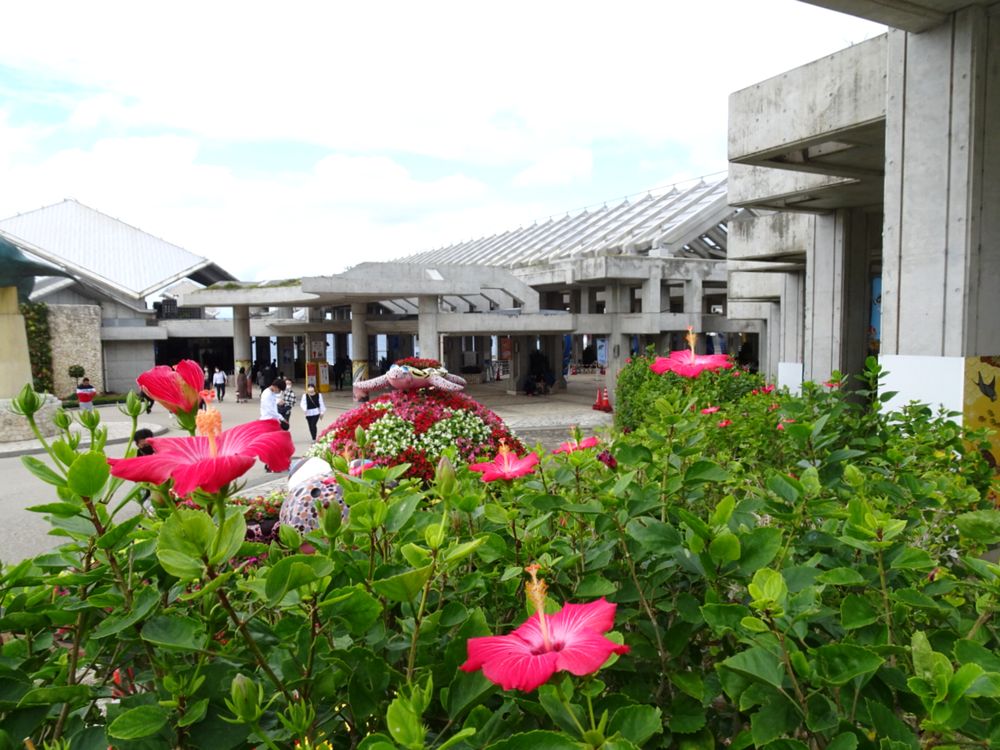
[701,603,751,633]
[17,685,90,707]
[890,546,935,571]
[319,585,383,635]
[575,574,617,597]
[66,451,110,497]
[711,495,736,526]
[826,733,858,750]
[107,705,169,740]
[26,501,82,517]
[668,695,705,734]
[709,532,741,564]
[671,672,704,701]
[485,730,582,750]
[385,493,421,533]
[265,554,335,604]
[609,704,662,745]
[616,444,652,466]
[446,670,495,720]
[20,455,67,488]
[685,460,729,484]
[177,697,209,727]
[210,508,247,566]
[96,515,143,551]
[814,644,883,685]
[737,527,783,575]
[720,647,785,690]
[750,694,800,746]
[140,615,207,650]
[537,684,586,737]
[444,537,487,565]
[157,508,216,579]
[626,517,681,551]
[748,568,787,607]
[387,693,426,750]
[817,567,866,585]
[955,510,1000,544]
[372,565,433,602]
[840,594,879,629]
[91,587,159,639]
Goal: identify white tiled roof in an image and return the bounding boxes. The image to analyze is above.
[397,176,733,267]
[0,199,234,299]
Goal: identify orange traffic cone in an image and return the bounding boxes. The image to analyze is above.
[601,387,613,412]
[592,388,603,411]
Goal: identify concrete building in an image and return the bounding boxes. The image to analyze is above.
[184,177,763,398]
[727,0,1000,412]
[0,200,237,396]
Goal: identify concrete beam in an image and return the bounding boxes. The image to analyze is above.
[798,0,967,32]
[729,35,887,167]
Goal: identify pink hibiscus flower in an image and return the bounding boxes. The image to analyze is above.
[650,327,733,378]
[108,410,294,496]
[717,419,733,428]
[137,360,204,415]
[461,566,628,691]
[700,406,720,415]
[552,436,600,454]
[469,441,539,482]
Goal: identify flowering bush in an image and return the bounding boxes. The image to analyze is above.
[3,359,1000,750]
[309,387,524,483]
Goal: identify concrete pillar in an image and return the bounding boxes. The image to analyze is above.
[0,287,34,399]
[417,296,441,362]
[350,303,368,384]
[507,335,534,395]
[604,283,630,400]
[803,210,870,383]
[232,305,251,374]
[683,277,703,315]
[882,10,1000,357]
[642,272,662,314]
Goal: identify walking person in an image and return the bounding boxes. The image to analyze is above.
[300,385,326,441]
[212,367,227,401]
[280,378,296,427]
[260,379,289,472]
[236,367,250,403]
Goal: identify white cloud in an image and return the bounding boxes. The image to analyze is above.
[0,1,885,280]
[513,148,593,187]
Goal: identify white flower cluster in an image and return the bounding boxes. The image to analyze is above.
[367,414,418,457]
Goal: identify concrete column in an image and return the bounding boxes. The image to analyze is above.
[683,277,703,315]
[417,296,441,362]
[804,210,870,382]
[642,273,662,314]
[0,287,33,398]
[882,10,1000,357]
[232,305,251,374]
[507,335,534,395]
[604,283,630,400]
[350,303,368,384]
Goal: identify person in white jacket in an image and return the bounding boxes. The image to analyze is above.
[300,385,327,440]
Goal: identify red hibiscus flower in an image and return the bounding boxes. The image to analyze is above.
[461,566,628,691]
[700,406,720,414]
[469,441,539,482]
[137,360,204,415]
[552,436,599,454]
[650,327,732,378]
[717,419,733,428]
[108,410,293,496]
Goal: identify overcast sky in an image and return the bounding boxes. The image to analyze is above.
[0,1,883,281]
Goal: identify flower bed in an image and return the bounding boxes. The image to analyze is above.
[309,387,524,483]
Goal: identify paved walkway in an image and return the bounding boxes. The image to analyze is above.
[0,375,613,561]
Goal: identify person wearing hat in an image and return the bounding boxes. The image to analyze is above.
[299,385,327,441]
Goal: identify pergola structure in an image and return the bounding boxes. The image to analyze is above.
[182,176,764,396]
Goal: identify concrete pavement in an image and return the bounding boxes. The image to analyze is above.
[0,374,613,563]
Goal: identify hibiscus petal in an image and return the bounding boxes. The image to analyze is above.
[215,420,294,471]
[554,631,629,677]
[175,360,205,392]
[461,634,561,691]
[171,455,255,496]
[107,454,178,486]
[548,599,618,642]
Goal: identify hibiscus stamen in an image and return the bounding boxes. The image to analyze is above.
[685,325,697,356]
[196,408,223,457]
[525,564,552,651]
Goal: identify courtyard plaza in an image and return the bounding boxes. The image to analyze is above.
[0,373,612,563]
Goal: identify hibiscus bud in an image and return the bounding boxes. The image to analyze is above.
[435,455,456,498]
[227,673,265,723]
[53,409,71,431]
[121,391,144,418]
[279,523,302,550]
[320,504,342,540]
[354,427,368,450]
[78,407,101,431]
[10,384,43,418]
[425,522,445,550]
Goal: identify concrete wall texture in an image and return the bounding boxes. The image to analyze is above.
[48,304,103,398]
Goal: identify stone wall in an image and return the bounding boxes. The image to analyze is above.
[49,305,102,398]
